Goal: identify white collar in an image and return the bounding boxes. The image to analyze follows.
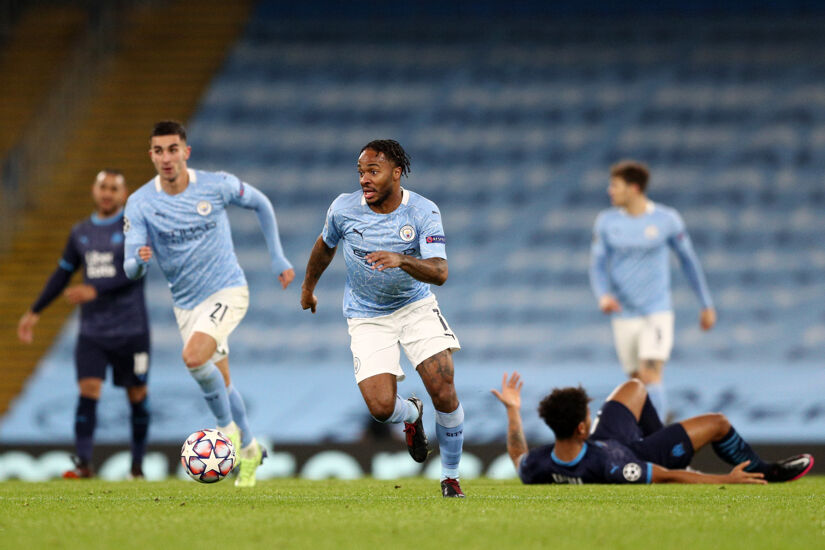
[154,168,196,192]
[620,200,655,216]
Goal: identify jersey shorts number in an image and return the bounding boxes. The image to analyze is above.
[347,295,460,384]
[611,311,674,374]
[173,285,249,363]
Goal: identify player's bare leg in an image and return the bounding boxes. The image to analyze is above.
[417,350,466,497]
[632,359,668,423]
[602,379,663,436]
[358,372,427,461]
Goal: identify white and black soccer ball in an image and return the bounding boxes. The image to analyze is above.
[180,429,236,483]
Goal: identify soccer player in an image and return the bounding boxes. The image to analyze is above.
[123,120,294,487]
[17,170,150,479]
[492,372,813,485]
[300,140,466,498]
[589,160,716,422]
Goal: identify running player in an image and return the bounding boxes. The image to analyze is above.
[300,140,466,497]
[492,372,813,484]
[18,170,150,479]
[123,120,294,487]
[589,160,716,422]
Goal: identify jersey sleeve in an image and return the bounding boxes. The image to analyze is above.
[604,460,653,484]
[418,202,447,260]
[30,231,80,313]
[589,212,611,300]
[666,210,713,309]
[516,448,548,484]
[217,171,245,205]
[123,195,151,279]
[321,197,344,248]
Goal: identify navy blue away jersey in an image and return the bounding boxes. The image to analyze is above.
[59,212,148,337]
[518,440,653,485]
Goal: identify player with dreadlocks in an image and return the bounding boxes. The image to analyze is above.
[301,140,467,497]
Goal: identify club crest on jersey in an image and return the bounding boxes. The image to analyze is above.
[197,201,213,216]
[399,224,416,242]
[623,463,642,482]
[644,225,659,239]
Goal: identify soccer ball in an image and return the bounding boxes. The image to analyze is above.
[180,429,236,483]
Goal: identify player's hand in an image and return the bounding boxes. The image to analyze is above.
[599,294,622,314]
[17,311,40,344]
[64,284,98,305]
[365,250,403,271]
[138,246,153,262]
[491,372,523,410]
[700,307,716,331]
[724,461,767,484]
[300,286,318,314]
[278,268,295,289]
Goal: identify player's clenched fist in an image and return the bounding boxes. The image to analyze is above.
[138,246,153,262]
[300,287,318,313]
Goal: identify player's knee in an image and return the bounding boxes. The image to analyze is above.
[128,385,148,403]
[430,386,458,412]
[367,397,395,422]
[711,413,731,438]
[182,349,207,369]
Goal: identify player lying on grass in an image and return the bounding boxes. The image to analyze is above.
[492,373,813,484]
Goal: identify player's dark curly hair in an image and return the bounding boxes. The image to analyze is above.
[151,120,187,141]
[537,386,590,440]
[360,139,411,177]
[610,160,649,192]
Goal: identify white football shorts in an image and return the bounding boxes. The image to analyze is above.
[173,285,249,363]
[347,294,461,384]
[611,310,674,375]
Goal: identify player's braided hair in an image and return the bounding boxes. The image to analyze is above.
[361,139,411,177]
[538,386,591,440]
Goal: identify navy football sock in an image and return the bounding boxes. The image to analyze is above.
[130,397,150,469]
[639,395,664,435]
[712,427,769,473]
[75,396,98,465]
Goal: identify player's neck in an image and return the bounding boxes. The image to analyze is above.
[160,169,190,196]
[553,438,586,462]
[368,187,403,214]
[94,207,122,220]
[624,196,648,217]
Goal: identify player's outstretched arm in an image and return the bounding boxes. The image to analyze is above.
[364,252,448,285]
[491,372,528,469]
[300,236,337,313]
[651,461,766,484]
[233,183,294,287]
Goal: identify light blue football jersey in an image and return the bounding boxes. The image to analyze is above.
[124,169,286,309]
[589,202,713,318]
[322,188,447,318]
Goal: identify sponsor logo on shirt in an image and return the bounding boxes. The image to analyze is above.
[85,250,116,279]
[197,201,213,216]
[157,222,217,244]
[399,225,416,242]
[426,235,446,244]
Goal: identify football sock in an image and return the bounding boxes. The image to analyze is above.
[645,382,667,423]
[435,403,465,480]
[187,362,232,426]
[227,384,253,447]
[712,427,769,473]
[639,394,664,435]
[75,396,97,465]
[129,397,150,469]
[374,395,419,424]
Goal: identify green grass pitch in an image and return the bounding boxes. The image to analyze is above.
[1,477,823,549]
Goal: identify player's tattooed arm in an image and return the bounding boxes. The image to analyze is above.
[492,372,528,468]
[365,252,448,285]
[301,236,337,313]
